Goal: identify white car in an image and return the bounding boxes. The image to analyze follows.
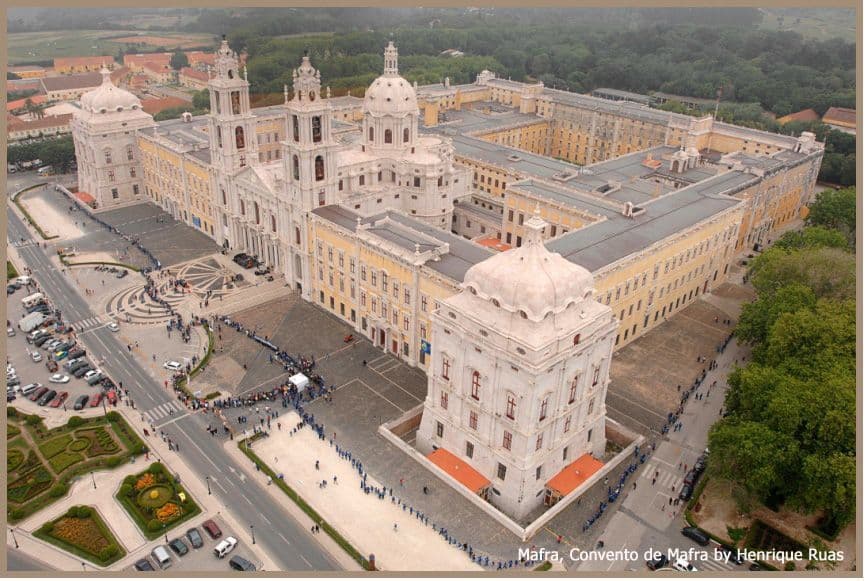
[108,322,119,332]
[163,361,182,372]
[672,557,698,572]
[31,351,43,362]
[83,369,101,380]
[213,537,238,559]
[49,374,70,384]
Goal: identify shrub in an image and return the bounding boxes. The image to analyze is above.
[106,411,121,422]
[7,407,19,419]
[785,562,796,571]
[69,439,90,452]
[98,546,117,561]
[76,506,92,518]
[147,519,162,532]
[105,456,124,468]
[67,416,85,428]
[50,483,69,498]
[123,475,137,487]
[120,483,133,497]
[10,508,26,520]
[26,415,42,426]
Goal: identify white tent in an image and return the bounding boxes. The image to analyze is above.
[289,373,309,390]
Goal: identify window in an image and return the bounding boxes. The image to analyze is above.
[392,282,399,298]
[471,372,480,400]
[436,421,444,438]
[469,410,478,430]
[508,209,514,222]
[111,188,118,199]
[292,156,300,180]
[497,463,507,480]
[254,202,260,224]
[104,149,112,164]
[314,156,324,181]
[126,145,134,161]
[235,126,245,149]
[421,295,428,312]
[587,398,595,415]
[562,447,569,461]
[440,391,448,409]
[371,271,377,286]
[573,334,581,346]
[569,376,578,404]
[382,273,388,292]
[403,127,410,143]
[536,466,542,480]
[441,357,450,380]
[368,127,374,142]
[359,175,365,186]
[539,396,549,421]
[587,428,593,442]
[404,288,410,305]
[564,415,572,432]
[502,431,512,451]
[231,91,241,115]
[132,184,139,196]
[107,169,115,182]
[465,441,474,458]
[271,215,277,233]
[129,167,136,178]
[535,434,543,451]
[292,115,300,142]
[338,179,343,191]
[361,265,367,281]
[518,213,524,226]
[318,191,325,206]
[592,366,600,386]
[413,177,421,188]
[384,129,392,144]
[312,116,322,143]
[506,395,516,420]
[295,227,301,245]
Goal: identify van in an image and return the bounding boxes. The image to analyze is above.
[22,293,44,309]
[21,383,42,396]
[37,165,54,176]
[151,545,172,569]
[213,536,237,558]
[16,276,32,286]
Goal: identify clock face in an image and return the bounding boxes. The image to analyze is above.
[309,91,316,101]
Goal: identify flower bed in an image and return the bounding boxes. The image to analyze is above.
[34,506,126,567]
[116,463,201,540]
[8,467,54,504]
[49,451,85,473]
[75,427,119,457]
[8,448,24,472]
[38,434,73,459]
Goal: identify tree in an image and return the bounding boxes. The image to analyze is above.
[774,227,848,252]
[7,71,21,80]
[749,246,856,301]
[192,89,210,111]
[807,187,856,245]
[170,50,190,71]
[797,452,856,531]
[736,283,816,353]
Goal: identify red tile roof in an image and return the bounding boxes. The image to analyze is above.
[427,448,490,494]
[7,113,73,132]
[41,72,102,92]
[546,453,604,497]
[7,95,47,112]
[180,67,209,82]
[75,191,96,205]
[54,56,114,69]
[476,236,511,252]
[124,53,172,68]
[823,107,856,128]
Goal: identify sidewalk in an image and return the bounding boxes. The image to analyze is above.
[241,411,482,572]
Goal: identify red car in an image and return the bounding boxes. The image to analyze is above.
[49,391,69,408]
[88,392,103,407]
[29,387,48,402]
[105,390,117,405]
[202,519,222,539]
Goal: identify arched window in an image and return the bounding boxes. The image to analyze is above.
[104,148,112,164]
[573,334,581,345]
[384,129,392,144]
[314,156,324,181]
[568,375,578,404]
[221,188,227,205]
[271,215,277,233]
[295,227,301,245]
[216,126,222,148]
[228,69,234,79]
[470,371,480,400]
[368,127,374,142]
[239,200,245,215]
[292,115,299,142]
[505,394,516,420]
[403,127,410,143]
[254,202,260,224]
[235,126,245,150]
[292,155,300,181]
[312,116,322,143]
[231,91,241,115]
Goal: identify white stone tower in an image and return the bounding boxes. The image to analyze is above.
[71,66,154,209]
[417,210,618,520]
[362,42,419,153]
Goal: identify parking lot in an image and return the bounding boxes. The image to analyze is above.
[6,281,119,416]
[125,515,263,573]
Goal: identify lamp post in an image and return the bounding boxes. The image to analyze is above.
[90,471,96,489]
[206,475,211,495]
[9,527,19,549]
[250,524,255,545]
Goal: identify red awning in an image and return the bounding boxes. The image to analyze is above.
[428,448,490,494]
[476,236,511,252]
[546,453,604,497]
[75,191,95,205]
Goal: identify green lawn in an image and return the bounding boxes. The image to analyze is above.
[7,261,19,280]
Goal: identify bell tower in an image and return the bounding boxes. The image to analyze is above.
[207,35,258,175]
[282,51,339,212]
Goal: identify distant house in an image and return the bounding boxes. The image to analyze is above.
[185,51,216,71]
[8,113,73,141]
[54,56,114,75]
[123,52,173,73]
[822,107,856,135]
[41,72,103,101]
[9,65,48,79]
[141,62,176,85]
[777,108,819,125]
[141,96,189,116]
[7,94,46,114]
[179,67,209,90]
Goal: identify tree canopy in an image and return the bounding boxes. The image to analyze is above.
[170,50,190,71]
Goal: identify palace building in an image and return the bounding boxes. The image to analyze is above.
[72,37,824,519]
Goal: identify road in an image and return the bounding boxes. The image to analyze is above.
[8,202,340,572]
[6,549,52,572]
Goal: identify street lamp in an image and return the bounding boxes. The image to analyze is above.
[250,524,255,545]
[90,471,96,489]
[206,475,211,495]
[9,527,19,549]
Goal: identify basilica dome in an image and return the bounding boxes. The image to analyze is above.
[363,42,418,118]
[80,67,142,114]
[463,210,595,322]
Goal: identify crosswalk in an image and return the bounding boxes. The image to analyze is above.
[72,316,104,332]
[641,460,682,491]
[11,240,38,248]
[697,557,738,572]
[143,400,186,424]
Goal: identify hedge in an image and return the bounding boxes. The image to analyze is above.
[535,561,553,571]
[174,323,215,396]
[115,462,201,540]
[7,260,19,280]
[238,438,371,570]
[61,258,141,272]
[33,505,127,567]
[12,184,59,241]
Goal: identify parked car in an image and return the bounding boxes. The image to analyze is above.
[683,468,700,487]
[73,365,93,378]
[34,335,52,347]
[672,557,698,572]
[213,536,237,558]
[133,558,155,571]
[679,483,694,502]
[186,527,204,549]
[7,327,16,336]
[73,394,90,410]
[21,383,42,396]
[49,391,69,408]
[86,372,105,386]
[720,544,744,565]
[67,348,86,360]
[229,555,256,571]
[89,392,103,407]
[7,376,21,387]
[108,322,119,332]
[29,387,48,402]
[38,389,57,406]
[31,351,43,362]
[646,552,669,571]
[681,526,710,546]
[202,519,222,539]
[105,390,118,405]
[116,269,128,279]
[168,537,189,556]
[49,373,70,384]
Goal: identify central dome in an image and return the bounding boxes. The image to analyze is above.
[463,211,595,322]
[80,67,142,114]
[363,42,418,118]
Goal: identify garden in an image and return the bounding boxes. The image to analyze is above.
[34,505,126,567]
[116,462,201,540]
[6,408,148,524]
